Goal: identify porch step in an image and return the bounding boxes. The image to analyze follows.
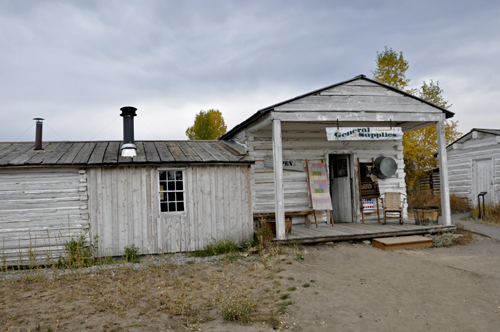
[372,235,433,250]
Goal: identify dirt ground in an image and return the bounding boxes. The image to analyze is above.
[1,234,500,332]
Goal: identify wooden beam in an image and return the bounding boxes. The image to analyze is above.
[271,111,444,123]
[437,119,451,226]
[272,119,286,240]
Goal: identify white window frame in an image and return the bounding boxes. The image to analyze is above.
[158,168,186,214]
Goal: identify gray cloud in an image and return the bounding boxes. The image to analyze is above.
[1,0,499,142]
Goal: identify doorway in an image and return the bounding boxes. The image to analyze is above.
[329,154,354,222]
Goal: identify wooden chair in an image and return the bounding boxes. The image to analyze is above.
[380,192,405,225]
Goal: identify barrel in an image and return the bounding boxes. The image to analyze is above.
[413,207,440,225]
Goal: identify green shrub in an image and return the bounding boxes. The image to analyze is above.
[58,234,98,268]
[124,244,140,263]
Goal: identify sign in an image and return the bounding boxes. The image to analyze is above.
[326,127,403,140]
[307,161,333,211]
[264,156,305,171]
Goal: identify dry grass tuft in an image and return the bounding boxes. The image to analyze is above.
[408,190,471,214]
[469,202,500,225]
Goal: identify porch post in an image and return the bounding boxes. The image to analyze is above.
[436,119,451,226]
[272,118,286,239]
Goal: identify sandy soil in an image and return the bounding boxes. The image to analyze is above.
[2,235,500,332]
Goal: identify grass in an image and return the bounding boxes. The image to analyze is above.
[468,202,500,225]
[1,225,304,329]
[190,238,240,257]
[217,291,255,324]
[0,256,283,330]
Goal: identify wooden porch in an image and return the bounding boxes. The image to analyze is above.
[274,221,456,244]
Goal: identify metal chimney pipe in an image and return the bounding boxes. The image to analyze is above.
[33,118,44,150]
[120,106,137,157]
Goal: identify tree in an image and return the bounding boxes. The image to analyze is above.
[186,109,227,140]
[372,47,461,190]
[372,46,412,92]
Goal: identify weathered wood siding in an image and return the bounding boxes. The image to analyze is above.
[88,165,252,257]
[447,133,500,205]
[242,122,407,223]
[0,168,88,266]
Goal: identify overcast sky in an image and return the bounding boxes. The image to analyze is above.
[1,0,499,142]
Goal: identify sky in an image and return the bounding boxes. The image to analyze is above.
[1,0,499,142]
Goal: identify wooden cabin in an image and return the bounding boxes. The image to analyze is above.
[221,75,454,239]
[445,128,500,206]
[0,139,253,265]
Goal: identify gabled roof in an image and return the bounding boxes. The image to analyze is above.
[221,75,454,139]
[446,128,500,148]
[0,140,252,167]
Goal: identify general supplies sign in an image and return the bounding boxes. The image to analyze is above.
[326,127,403,140]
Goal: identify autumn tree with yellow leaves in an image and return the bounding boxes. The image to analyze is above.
[186,109,227,140]
[372,47,461,190]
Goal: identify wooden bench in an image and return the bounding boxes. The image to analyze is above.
[254,210,332,228]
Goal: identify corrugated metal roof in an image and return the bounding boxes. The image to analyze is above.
[0,140,253,167]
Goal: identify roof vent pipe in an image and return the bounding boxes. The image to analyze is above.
[33,118,44,150]
[120,106,137,157]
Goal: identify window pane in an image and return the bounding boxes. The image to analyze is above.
[160,202,169,212]
[167,181,175,191]
[159,171,167,181]
[176,171,183,181]
[176,192,183,201]
[168,192,176,202]
[168,202,176,211]
[168,171,175,180]
[176,181,183,191]
[177,202,184,211]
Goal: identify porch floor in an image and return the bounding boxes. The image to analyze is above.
[274,221,456,244]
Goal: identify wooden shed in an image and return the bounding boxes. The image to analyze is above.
[0,140,253,265]
[445,128,500,206]
[221,75,454,240]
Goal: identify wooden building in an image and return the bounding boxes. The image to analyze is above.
[221,75,454,239]
[0,140,253,265]
[445,128,500,206]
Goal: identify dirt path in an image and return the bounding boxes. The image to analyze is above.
[2,235,500,332]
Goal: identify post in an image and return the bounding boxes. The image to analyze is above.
[272,118,286,240]
[436,119,451,226]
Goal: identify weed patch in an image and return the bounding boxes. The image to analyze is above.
[57,235,99,268]
[124,244,140,263]
[190,239,240,257]
[217,292,255,324]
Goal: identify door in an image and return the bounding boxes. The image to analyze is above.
[473,158,493,206]
[329,154,353,222]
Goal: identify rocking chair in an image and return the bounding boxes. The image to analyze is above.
[380,192,406,225]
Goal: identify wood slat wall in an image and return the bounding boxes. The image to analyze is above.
[447,134,500,204]
[0,167,89,266]
[88,165,252,257]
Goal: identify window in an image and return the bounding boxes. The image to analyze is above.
[158,169,185,212]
